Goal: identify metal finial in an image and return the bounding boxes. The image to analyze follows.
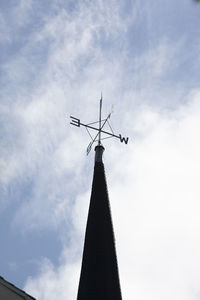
[95,144,105,162]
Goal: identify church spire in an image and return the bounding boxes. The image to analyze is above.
[77,146,122,300]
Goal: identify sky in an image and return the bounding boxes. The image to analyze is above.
[0,0,200,299]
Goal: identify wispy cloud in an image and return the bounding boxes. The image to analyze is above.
[25,248,80,300]
[0,12,11,43]
[1,0,200,298]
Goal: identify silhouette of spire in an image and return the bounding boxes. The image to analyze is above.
[77,145,122,300]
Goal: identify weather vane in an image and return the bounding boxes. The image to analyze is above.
[70,94,129,155]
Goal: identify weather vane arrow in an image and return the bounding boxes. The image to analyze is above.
[70,95,129,155]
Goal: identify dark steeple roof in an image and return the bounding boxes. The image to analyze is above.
[77,145,122,300]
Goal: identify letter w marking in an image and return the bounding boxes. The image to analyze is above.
[119,134,129,144]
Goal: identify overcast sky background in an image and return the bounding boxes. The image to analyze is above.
[1,0,200,299]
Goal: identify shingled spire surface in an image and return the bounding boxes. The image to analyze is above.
[77,145,122,300]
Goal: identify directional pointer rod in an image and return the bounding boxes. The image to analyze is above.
[70,116,129,144]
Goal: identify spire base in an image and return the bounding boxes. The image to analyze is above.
[95,145,105,162]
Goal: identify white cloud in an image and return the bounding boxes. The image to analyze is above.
[25,248,80,300]
[108,93,200,300]
[24,92,200,300]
